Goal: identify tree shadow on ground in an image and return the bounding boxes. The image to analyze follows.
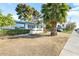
[7,34,51,39]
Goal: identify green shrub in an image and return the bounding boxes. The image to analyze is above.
[62,29,72,34]
[0,29,30,36]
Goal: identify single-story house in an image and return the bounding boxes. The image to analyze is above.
[15,20,45,34]
[0,19,45,34]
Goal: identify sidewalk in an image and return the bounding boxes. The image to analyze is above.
[60,31,79,56]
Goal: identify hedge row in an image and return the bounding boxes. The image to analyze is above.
[0,29,30,36]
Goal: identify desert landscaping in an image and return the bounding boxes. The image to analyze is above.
[0,3,77,56]
[0,32,70,56]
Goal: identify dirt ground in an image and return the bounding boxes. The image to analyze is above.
[0,32,70,56]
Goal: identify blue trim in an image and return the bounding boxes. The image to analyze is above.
[15,20,35,24]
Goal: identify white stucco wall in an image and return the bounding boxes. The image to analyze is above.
[25,24,28,29]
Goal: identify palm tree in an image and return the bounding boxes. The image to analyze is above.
[41,3,71,36]
[16,4,40,22]
[15,4,40,28]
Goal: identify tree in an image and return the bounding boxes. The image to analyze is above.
[66,22,76,31]
[0,11,15,27]
[5,14,15,26]
[15,4,40,22]
[41,3,71,36]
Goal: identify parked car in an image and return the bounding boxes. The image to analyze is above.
[57,29,63,32]
[57,25,63,32]
[75,28,79,33]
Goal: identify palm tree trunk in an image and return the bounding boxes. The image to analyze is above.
[50,20,57,36]
[51,26,57,36]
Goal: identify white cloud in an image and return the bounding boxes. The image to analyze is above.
[68,6,79,16]
[67,7,79,28]
[73,3,79,6]
[71,7,79,11]
[70,7,79,11]
[67,11,79,16]
[12,15,20,21]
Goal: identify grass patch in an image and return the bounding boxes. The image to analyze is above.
[62,29,73,34]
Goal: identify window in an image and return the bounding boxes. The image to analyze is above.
[28,24,35,29]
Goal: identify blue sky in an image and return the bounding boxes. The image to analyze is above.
[0,3,79,28]
[0,3,42,15]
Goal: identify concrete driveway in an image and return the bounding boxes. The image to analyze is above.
[60,31,79,56]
